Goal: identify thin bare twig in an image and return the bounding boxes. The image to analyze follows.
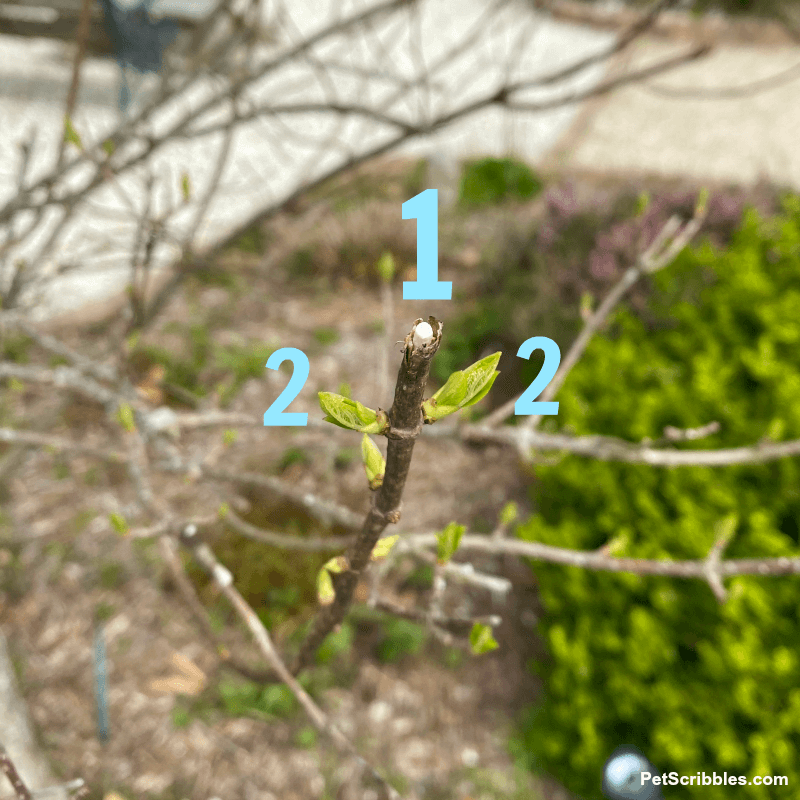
[0,428,126,464]
[177,524,404,800]
[158,535,276,684]
[0,744,32,800]
[460,424,800,468]
[481,189,707,431]
[57,0,94,169]
[224,506,356,551]
[400,531,800,584]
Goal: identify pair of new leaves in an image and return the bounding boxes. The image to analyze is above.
[318,350,502,490]
[316,352,502,656]
[319,350,501,432]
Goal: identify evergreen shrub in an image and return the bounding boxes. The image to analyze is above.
[514,195,800,799]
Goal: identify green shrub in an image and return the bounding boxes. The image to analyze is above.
[313,327,340,347]
[458,157,542,208]
[276,446,311,473]
[316,621,354,665]
[133,324,274,407]
[218,678,299,720]
[515,195,800,798]
[1,333,32,363]
[376,617,428,663]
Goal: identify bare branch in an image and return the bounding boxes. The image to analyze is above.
[224,506,355,551]
[0,363,118,408]
[461,424,800,468]
[158,535,277,684]
[56,0,93,169]
[0,745,32,800]
[401,532,800,583]
[177,524,404,800]
[478,200,706,429]
[370,595,501,639]
[703,517,738,603]
[3,318,118,383]
[175,463,364,530]
[0,428,126,464]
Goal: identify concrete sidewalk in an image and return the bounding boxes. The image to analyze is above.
[0,0,798,328]
[0,0,616,324]
[549,32,800,191]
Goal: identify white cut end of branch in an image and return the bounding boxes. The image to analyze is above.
[413,321,433,347]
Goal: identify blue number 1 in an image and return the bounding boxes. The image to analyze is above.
[402,189,451,300]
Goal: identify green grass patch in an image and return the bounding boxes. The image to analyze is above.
[458,157,542,209]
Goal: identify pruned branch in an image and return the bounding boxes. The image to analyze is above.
[293,317,443,673]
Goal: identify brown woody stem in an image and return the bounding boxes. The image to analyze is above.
[292,317,442,673]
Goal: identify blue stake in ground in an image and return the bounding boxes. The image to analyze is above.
[97,0,180,110]
[93,622,109,743]
[602,746,663,800]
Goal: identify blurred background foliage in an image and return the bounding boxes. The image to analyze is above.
[510,195,800,798]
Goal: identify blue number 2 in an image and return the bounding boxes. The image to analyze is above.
[402,189,452,300]
[515,337,560,416]
[264,348,309,426]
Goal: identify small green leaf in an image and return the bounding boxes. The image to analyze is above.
[319,392,388,434]
[461,352,501,407]
[462,369,499,409]
[317,569,334,606]
[436,522,465,565]
[109,512,128,535]
[607,532,629,556]
[181,172,191,202]
[116,403,136,433]
[422,371,467,423]
[222,429,237,446]
[126,331,141,352]
[218,502,229,519]
[361,434,385,490]
[714,513,739,549]
[635,190,650,216]
[696,187,709,216]
[371,535,399,562]
[432,370,469,408]
[355,400,378,426]
[580,291,594,319]
[376,251,396,284]
[469,622,499,655]
[421,398,461,423]
[102,138,115,156]
[63,117,83,149]
[500,502,518,526]
[317,556,347,605]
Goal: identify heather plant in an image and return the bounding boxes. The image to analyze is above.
[514,194,800,799]
[434,177,781,408]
